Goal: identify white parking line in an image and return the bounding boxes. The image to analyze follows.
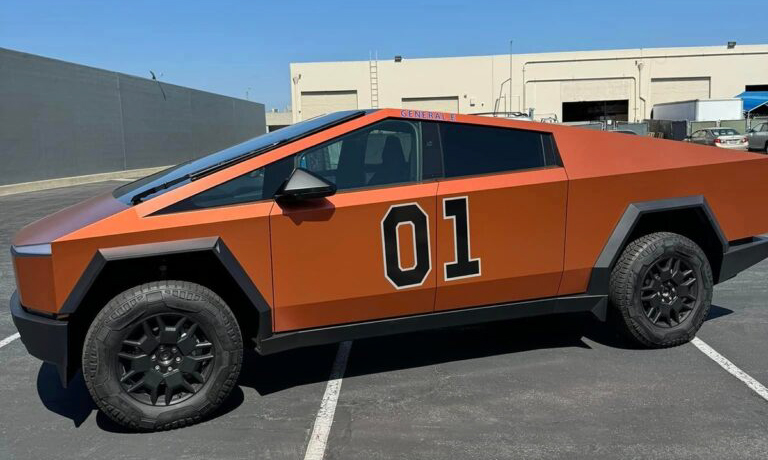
[691,336,768,401]
[303,341,353,460]
[0,333,20,349]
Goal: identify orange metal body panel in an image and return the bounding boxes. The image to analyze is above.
[12,256,56,313]
[434,168,567,311]
[51,202,275,312]
[550,128,768,294]
[269,183,437,331]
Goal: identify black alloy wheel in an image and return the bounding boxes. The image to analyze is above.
[639,255,698,328]
[118,313,214,406]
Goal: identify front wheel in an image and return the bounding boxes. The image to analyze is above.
[609,232,713,348]
[82,281,243,431]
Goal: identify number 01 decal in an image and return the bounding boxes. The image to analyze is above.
[381,203,432,289]
[381,197,481,289]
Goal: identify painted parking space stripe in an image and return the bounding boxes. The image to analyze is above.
[692,336,768,401]
[303,341,353,460]
[0,332,20,349]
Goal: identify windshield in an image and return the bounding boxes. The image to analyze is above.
[113,110,368,204]
[710,128,739,136]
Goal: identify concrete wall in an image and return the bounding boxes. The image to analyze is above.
[0,48,266,186]
[289,44,768,123]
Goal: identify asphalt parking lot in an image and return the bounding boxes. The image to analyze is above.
[2,181,768,459]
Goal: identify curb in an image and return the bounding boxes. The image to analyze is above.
[0,166,170,197]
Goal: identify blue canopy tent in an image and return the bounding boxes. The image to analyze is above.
[736,91,768,114]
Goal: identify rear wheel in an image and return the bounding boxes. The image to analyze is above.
[608,232,713,348]
[82,281,243,431]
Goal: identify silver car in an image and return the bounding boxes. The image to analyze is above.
[686,128,748,150]
[747,123,768,152]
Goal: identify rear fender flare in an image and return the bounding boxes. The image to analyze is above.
[586,196,727,295]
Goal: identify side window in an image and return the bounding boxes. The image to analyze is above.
[297,120,421,191]
[760,124,768,132]
[159,155,294,213]
[438,123,553,178]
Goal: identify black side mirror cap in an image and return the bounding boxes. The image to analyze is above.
[274,168,336,202]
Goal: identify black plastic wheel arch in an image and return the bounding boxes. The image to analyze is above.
[586,196,728,295]
[60,237,273,341]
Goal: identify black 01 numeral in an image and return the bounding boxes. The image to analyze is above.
[381,203,432,289]
[443,196,481,280]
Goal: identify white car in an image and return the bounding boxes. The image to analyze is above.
[747,123,768,153]
[686,128,748,150]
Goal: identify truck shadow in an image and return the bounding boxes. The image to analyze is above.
[35,304,733,431]
[237,304,734,396]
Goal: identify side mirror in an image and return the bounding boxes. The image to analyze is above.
[274,168,336,202]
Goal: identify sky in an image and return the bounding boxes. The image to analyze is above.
[1,0,765,110]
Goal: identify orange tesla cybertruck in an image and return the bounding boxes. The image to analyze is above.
[10,109,768,430]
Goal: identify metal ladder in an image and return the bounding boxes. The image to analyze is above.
[369,51,379,109]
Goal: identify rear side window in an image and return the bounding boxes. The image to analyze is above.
[438,123,556,178]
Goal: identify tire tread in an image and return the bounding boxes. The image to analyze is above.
[82,280,243,432]
[608,232,712,348]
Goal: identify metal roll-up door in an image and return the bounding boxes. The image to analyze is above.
[300,90,358,120]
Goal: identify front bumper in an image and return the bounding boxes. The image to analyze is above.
[718,236,768,283]
[10,291,71,387]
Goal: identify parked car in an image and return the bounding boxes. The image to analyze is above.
[11,109,768,431]
[685,128,748,150]
[747,122,768,152]
[612,129,638,135]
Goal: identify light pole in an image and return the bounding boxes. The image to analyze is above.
[509,40,513,112]
[292,74,302,122]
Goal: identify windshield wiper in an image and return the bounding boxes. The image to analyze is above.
[188,140,287,181]
[130,174,191,205]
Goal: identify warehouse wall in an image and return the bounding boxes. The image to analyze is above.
[0,48,266,186]
[290,44,768,123]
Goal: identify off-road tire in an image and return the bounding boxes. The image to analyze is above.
[609,232,713,348]
[82,281,243,431]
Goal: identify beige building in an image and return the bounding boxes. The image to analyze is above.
[289,44,768,123]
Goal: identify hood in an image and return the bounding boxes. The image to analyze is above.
[12,191,128,246]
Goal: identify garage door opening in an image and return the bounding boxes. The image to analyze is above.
[402,96,459,113]
[562,100,629,122]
